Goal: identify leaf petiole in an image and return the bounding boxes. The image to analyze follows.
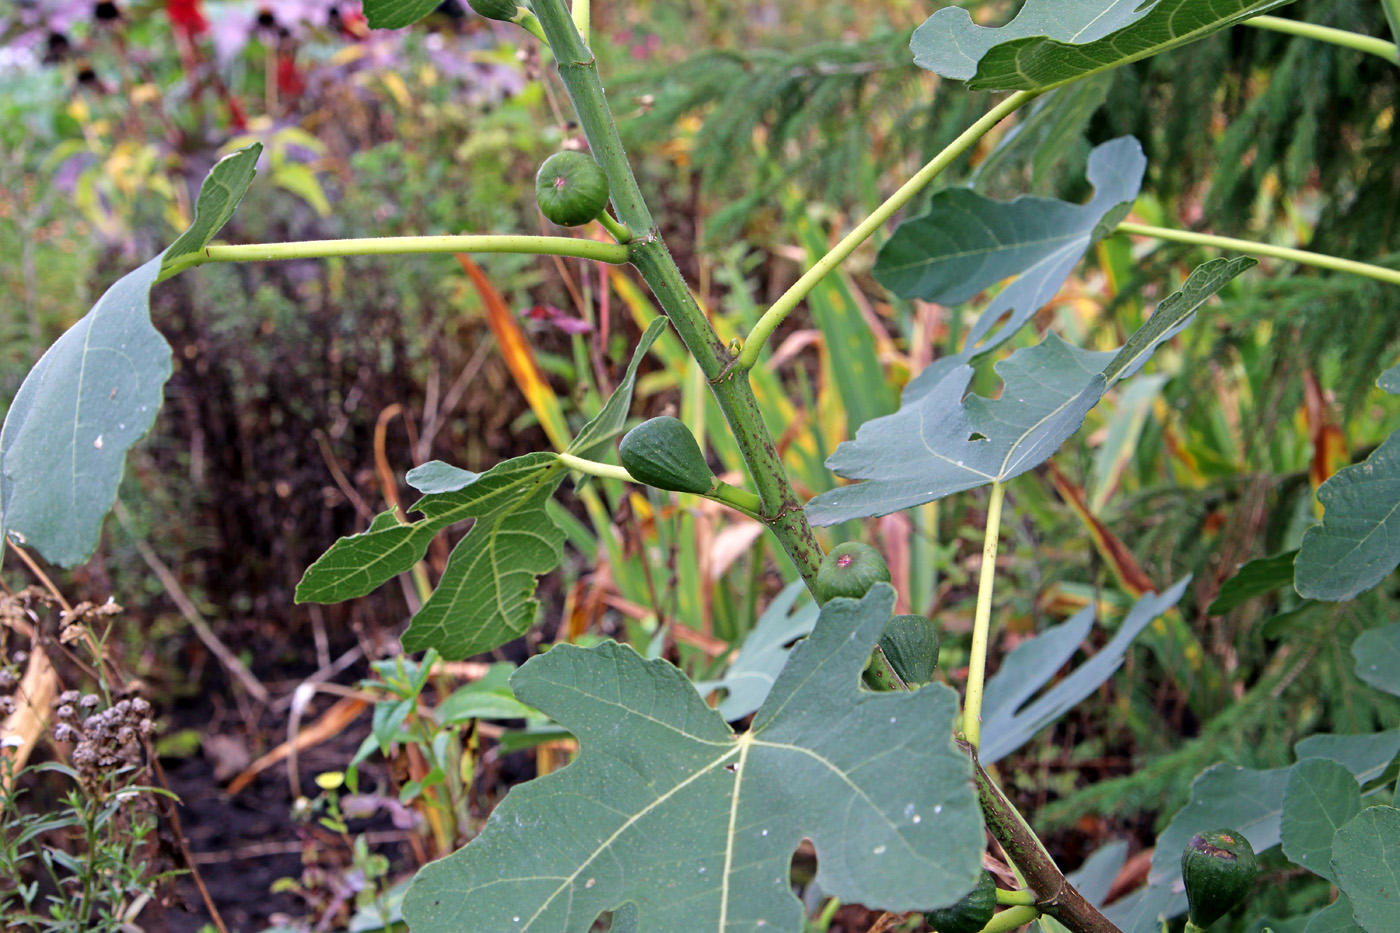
[553,454,764,519]
[1243,15,1397,64]
[156,234,631,282]
[996,888,1038,907]
[962,481,1006,751]
[729,90,1040,375]
[1116,222,1400,287]
[982,905,1042,932]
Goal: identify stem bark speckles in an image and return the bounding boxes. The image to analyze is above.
[962,741,1123,933]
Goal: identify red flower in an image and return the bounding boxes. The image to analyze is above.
[166,0,208,37]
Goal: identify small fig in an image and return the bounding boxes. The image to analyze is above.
[466,0,518,21]
[1181,828,1257,930]
[924,870,997,933]
[535,151,611,227]
[877,614,940,686]
[813,542,890,605]
[618,417,715,496]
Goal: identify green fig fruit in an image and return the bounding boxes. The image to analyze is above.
[618,417,715,496]
[535,151,611,227]
[877,614,940,686]
[814,542,890,605]
[1182,828,1257,930]
[924,871,997,933]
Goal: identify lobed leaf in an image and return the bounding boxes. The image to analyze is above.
[297,320,663,659]
[808,257,1253,525]
[402,585,984,932]
[912,0,1299,92]
[0,144,262,567]
[979,579,1190,764]
[296,452,568,659]
[694,581,818,721]
[876,137,1146,371]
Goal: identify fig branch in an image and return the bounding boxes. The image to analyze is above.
[1115,222,1400,286]
[728,89,1040,376]
[531,0,826,586]
[155,234,630,281]
[963,741,1124,933]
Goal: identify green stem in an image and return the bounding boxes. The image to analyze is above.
[963,481,1006,751]
[732,90,1040,373]
[812,897,842,931]
[982,906,1042,933]
[596,211,634,243]
[963,743,1122,933]
[157,234,630,282]
[1243,15,1398,63]
[995,889,1038,907]
[1184,922,1207,933]
[556,452,634,482]
[533,0,826,587]
[555,454,764,519]
[1115,221,1400,287]
[710,480,764,518]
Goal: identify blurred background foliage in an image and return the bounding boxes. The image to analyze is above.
[1,0,1398,930]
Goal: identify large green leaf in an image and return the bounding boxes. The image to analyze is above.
[0,144,262,567]
[1295,367,1400,601]
[1332,807,1400,933]
[695,581,818,721]
[361,0,440,30]
[912,0,1299,91]
[297,453,568,658]
[1352,623,1400,697]
[979,579,1188,763]
[1281,758,1362,882]
[401,586,984,932]
[807,257,1253,525]
[876,137,1145,367]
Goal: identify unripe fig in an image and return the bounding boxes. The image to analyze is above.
[877,614,940,686]
[1182,829,1257,930]
[618,417,715,496]
[535,151,611,227]
[466,0,518,21]
[924,870,996,933]
[813,542,890,605]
